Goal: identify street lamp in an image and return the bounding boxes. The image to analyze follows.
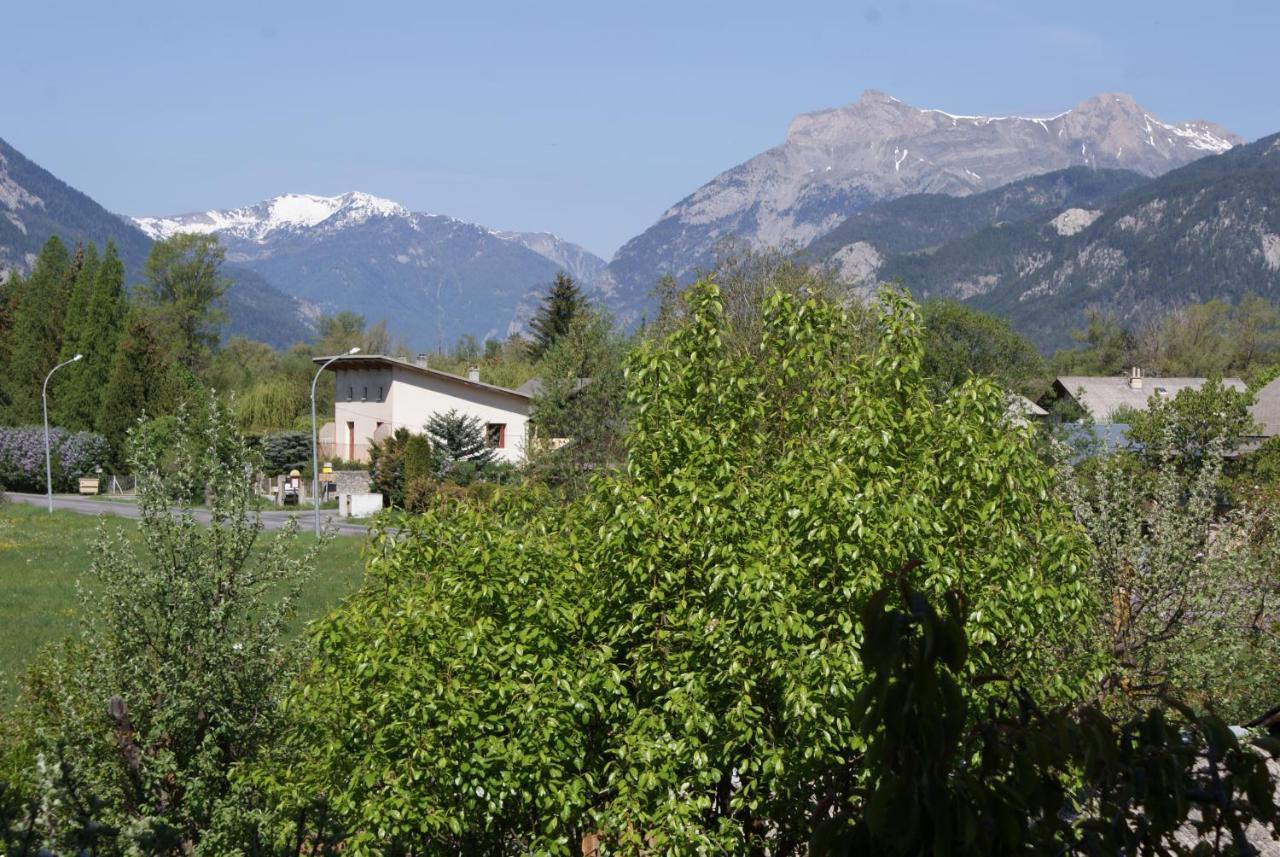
[311,347,360,536]
[43,354,83,513]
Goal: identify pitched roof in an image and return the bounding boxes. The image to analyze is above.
[313,354,532,401]
[1054,375,1246,422]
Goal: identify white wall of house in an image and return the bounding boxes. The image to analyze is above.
[325,359,530,464]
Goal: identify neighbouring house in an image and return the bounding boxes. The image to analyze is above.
[1050,367,1248,423]
[1249,376,1280,439]
[315,354,532,463]
[1006,394,1049,425]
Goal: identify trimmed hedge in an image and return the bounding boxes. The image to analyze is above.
[0,426,111,492]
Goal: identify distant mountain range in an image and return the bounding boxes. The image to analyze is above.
[604,91,1241,318]
[0,137,314,348]
[825,133,1279,350]
[4,90,1274,355]
[132,193,608,348]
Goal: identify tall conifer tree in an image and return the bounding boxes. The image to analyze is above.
[98,314,172,466]
[527,272,586,361]
[57,242,128,430]
[0,236,73,424]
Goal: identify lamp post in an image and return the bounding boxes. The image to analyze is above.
[311,347,360,536]
[43,354,83,513]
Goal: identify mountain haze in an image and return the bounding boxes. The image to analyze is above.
[134,194,608,348]
[605,91,1240,317]
[0,137,314,348]
[831,133,1280,350]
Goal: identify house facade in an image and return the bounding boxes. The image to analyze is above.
[315,355,532,463]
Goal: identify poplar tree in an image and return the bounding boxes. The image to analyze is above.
[527,271,586,361]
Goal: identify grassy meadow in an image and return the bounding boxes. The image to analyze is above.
[0,501,370,703]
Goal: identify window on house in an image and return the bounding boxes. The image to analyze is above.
[362,386,368,401]
[485,423,506,449]
[378,386,384,401]
[347,386,354,400]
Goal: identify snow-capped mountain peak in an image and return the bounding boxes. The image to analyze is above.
[132,191,409,242]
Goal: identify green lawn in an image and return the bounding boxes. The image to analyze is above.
[0,502,370,703]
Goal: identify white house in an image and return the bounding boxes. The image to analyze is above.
[314,355,533,463]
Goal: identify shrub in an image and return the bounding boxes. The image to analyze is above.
[259,430,311,476]
[0,426,110,491]
[8,394,321,854]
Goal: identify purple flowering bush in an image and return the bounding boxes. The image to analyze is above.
[0,426,111,492]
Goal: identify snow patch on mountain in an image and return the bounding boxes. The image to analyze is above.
[133,191,409,242]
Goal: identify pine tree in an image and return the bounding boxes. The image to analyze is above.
[424,409,496,468]
[98,314,173,467]
[0,236,73,424]
[527,272,586,361]
[56,242,128,431]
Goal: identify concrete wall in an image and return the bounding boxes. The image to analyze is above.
[388,367,531,464]
[329,364,531,463]
[330,470,371,495]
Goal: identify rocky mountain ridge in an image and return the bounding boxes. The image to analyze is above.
[604,90,1241,318]
[0,137,313,348]
[820,133,1280,351]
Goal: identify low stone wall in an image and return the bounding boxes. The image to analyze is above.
[331,470,371,495]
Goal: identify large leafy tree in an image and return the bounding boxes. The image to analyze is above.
[921,298,1048,399]
[527,271,586,361]
[1125,376,1258,458]
[260,282,1094,852]
[138,233,229,371]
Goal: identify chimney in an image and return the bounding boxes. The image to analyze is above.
[467,365,480,383]
[1128,366,1143,389]
[415,353,429,368]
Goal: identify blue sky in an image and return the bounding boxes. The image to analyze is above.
[4,0,1276,257]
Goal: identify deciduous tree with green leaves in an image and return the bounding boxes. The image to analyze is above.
[257,281,1096,853]
[138,233,229,371]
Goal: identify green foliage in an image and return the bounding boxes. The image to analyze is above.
[1050,309,1137,376]
[259,431,311,476]
[811,583,1280,855]
[259,281,1094,851]
[138,233,229,371]
[368,427,412,508]
[1125,376,1258,458]
[97,314,180,468]
[401,432,438,483]
[8,393,320,854]
[54,242,129,432]
[0,235,73,424]
[1068,442,1280,721]
[527,271,586,361]
[920,298,1047,398]
[424,409,496,470]
[527,310,629,496]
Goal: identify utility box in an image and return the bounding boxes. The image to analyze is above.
[342,493,383,518]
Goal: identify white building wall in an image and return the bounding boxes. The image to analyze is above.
[388,366,530,464]
[326,363,530,464]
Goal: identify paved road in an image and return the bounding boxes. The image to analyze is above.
[5,492,375,537]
